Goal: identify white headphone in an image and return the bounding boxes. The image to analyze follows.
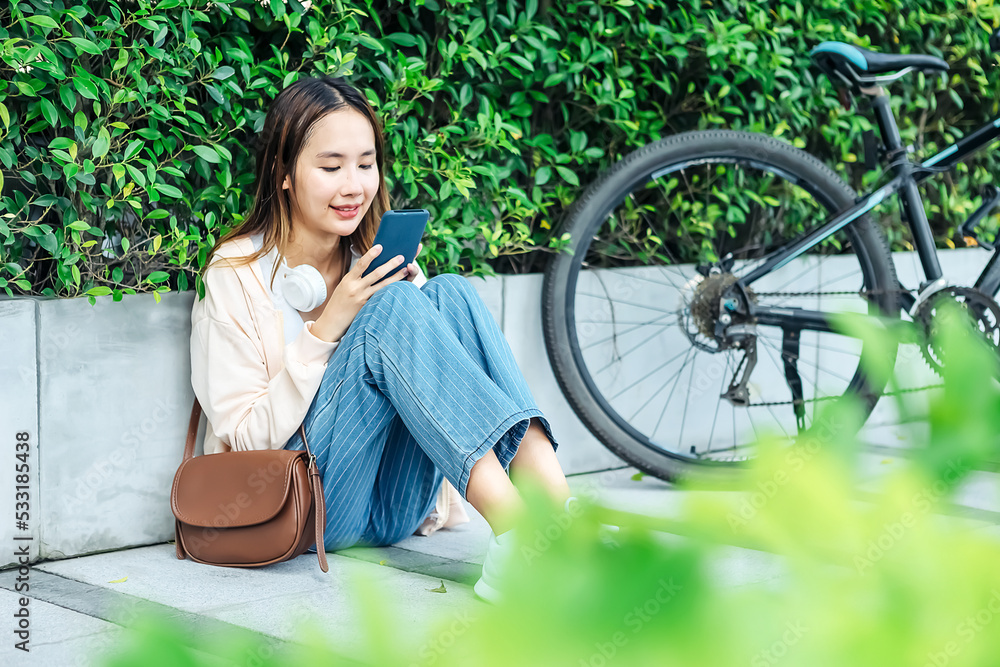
[276,261,327,312]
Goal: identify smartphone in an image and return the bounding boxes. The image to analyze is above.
[361,209,430,284]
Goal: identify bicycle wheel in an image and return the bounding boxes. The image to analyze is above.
[542,130,901,485]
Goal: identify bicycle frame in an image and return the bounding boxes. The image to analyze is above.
[741,90,1000,335]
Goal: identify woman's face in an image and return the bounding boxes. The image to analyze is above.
[282,107,379,239]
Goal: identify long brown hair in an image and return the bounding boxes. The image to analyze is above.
[200,75,390,293]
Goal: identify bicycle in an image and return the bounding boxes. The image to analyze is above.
[542,32,1000,486]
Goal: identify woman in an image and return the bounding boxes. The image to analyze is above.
[189,75,582,605]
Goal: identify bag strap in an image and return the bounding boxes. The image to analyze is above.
[183,398,328,573]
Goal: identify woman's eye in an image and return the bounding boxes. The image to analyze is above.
[321,165,374,172]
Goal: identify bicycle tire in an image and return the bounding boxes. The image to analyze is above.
[542,130,901,486]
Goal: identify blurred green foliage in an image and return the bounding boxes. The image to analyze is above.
[97,305,1000,665]
[2,0,1000,301]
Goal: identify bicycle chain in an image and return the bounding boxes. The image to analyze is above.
[750,383,944,408]
[743,288,943,406]
[753,289,900,298]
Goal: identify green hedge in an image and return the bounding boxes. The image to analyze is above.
[2,0,999,301]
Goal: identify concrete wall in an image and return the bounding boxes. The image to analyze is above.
[0,248,993,567]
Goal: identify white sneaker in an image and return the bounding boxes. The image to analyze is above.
[473,496,622,604]
[473,526,519,605]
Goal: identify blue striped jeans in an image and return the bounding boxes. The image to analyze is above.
[282,273,558,552]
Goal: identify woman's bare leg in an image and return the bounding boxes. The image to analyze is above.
[466,449,525,536]
[466,417,571,536]
[508,417,572,503]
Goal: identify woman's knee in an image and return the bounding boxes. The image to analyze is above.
[366,278,423,309]
[353,279,424,326]
[426,272,471,294]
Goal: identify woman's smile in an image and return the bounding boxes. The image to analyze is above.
[330,205,360,219]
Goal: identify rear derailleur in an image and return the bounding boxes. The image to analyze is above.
[694,260,807,431]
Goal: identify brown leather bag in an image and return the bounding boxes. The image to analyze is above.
[170,398,329,572]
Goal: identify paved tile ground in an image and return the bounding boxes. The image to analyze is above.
[2,455,999,667]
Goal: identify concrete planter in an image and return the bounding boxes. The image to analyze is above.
[2,292,197,569]
[0,275,619,569]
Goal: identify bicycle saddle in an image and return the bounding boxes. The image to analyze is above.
[810,41,949,76]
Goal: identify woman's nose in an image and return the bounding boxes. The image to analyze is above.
[340,168,362,194]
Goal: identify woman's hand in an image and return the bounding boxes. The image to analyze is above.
[310,244,409,343]
[403,243,423,282]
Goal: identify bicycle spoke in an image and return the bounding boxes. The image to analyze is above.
[591,321,679,379]
[705,353,732,454]
[629,348,695,426]
[581,314,677,351]
[606,345,691,402]
[576,292,678,315]
[676,353,699,447]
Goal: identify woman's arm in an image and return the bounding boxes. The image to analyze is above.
[191,265,338,452]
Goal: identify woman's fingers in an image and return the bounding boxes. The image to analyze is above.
[355,244,383,275]
[369,252,406,285]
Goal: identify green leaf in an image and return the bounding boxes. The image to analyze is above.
[357,34,384,53]
[193,145,221,163]
[466,18,486,42]
[36,232,57,253]
[26,15,59,29]
[92,127,111,159]
[68,37,103,55]
[86,286,112,296]
[508,54,534,71]
[38,97,59,126]
[555,166,579,186]
[124,163,146,187]
[385,33,418,47]
[535,166,552,186]
[15,81,38,97]
[67,221,90,231]
[74,77,101,101]
[543,72,566,87]
[155,183,184,198]
[205,84,224,106]
[123,140,144,161]
[147,271,170,283]
[509,103,533,117]
[214,144,233,162]
[212,66,236,80]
